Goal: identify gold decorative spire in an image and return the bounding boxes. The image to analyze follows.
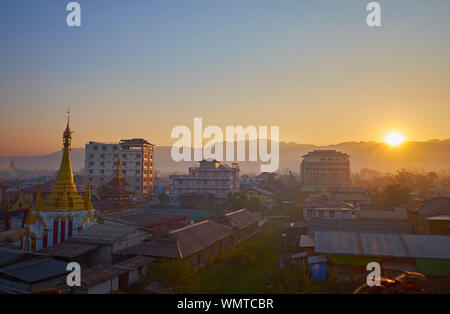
[115,157,122,180]
[81,186,96,228]
[25,208,36,226]
[34,184,44,212]
[84,183,94,211]
[44,115,86,211]
[31,185,46,228]
[13,185,27,210]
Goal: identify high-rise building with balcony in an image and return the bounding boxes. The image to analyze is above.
[301,150,350,188]
[85,139,155,195]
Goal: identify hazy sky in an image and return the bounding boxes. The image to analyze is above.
[1,0,450,155]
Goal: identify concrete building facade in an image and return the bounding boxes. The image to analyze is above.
[170,160,240,205]
[85,139,155,196]
[301,150,350,188]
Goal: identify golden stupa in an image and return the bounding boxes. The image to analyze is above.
[43,118,88,211]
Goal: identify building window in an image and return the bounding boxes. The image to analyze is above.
[93,146,98,151]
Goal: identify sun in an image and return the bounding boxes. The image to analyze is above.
[385,132,405,146]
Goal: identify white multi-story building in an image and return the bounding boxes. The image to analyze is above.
[85,139,155,195]
[170,160,240,204]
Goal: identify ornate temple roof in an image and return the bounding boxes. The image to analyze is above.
[101,157,134,201]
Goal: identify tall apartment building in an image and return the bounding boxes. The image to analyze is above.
[301,150,350,188]
[170,160,240,204]
[85,139,155,195]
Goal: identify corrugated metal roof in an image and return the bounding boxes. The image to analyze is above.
[120,219,234,259]
[80,264,126,288]
[70,223,137,245]
[407,197,450,217]
[0,249,21,267]
[315,231,361,255]
[291,219,412,234]
[360,233,408,257]
[171,220,234,258]
[225,209,260,229]
[302,199,354,209]
[354,208,407,220]
[39,242,98,258]
[315,231,450,260]
[119,238,180,258]
[114,256,155,270]
[101,211,188,228]
[0,258,68,283]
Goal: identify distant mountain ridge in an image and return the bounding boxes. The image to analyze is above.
[0,140,449,175]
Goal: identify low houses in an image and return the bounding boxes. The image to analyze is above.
[327,186,372,210]
[119,209,260,269]
[119,219,234,268]
[312,231,450,280]
[114,256,155,287]
[225,209,260,244]
[73,263,126,294]
[301,199,355,221]
[39,241,99,268]
[405,197,450,235]
[353,207,408,221]
[243,187,277,209]
[69,223,152,265]
[0,256,68,293]
[99,209,189,234]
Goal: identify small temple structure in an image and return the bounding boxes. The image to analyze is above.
[2,185,32,231]
[100,157,134,201]
[94,158,137,214]
[22,116,96,252]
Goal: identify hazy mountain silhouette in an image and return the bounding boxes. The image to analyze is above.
[1,140,449,175]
